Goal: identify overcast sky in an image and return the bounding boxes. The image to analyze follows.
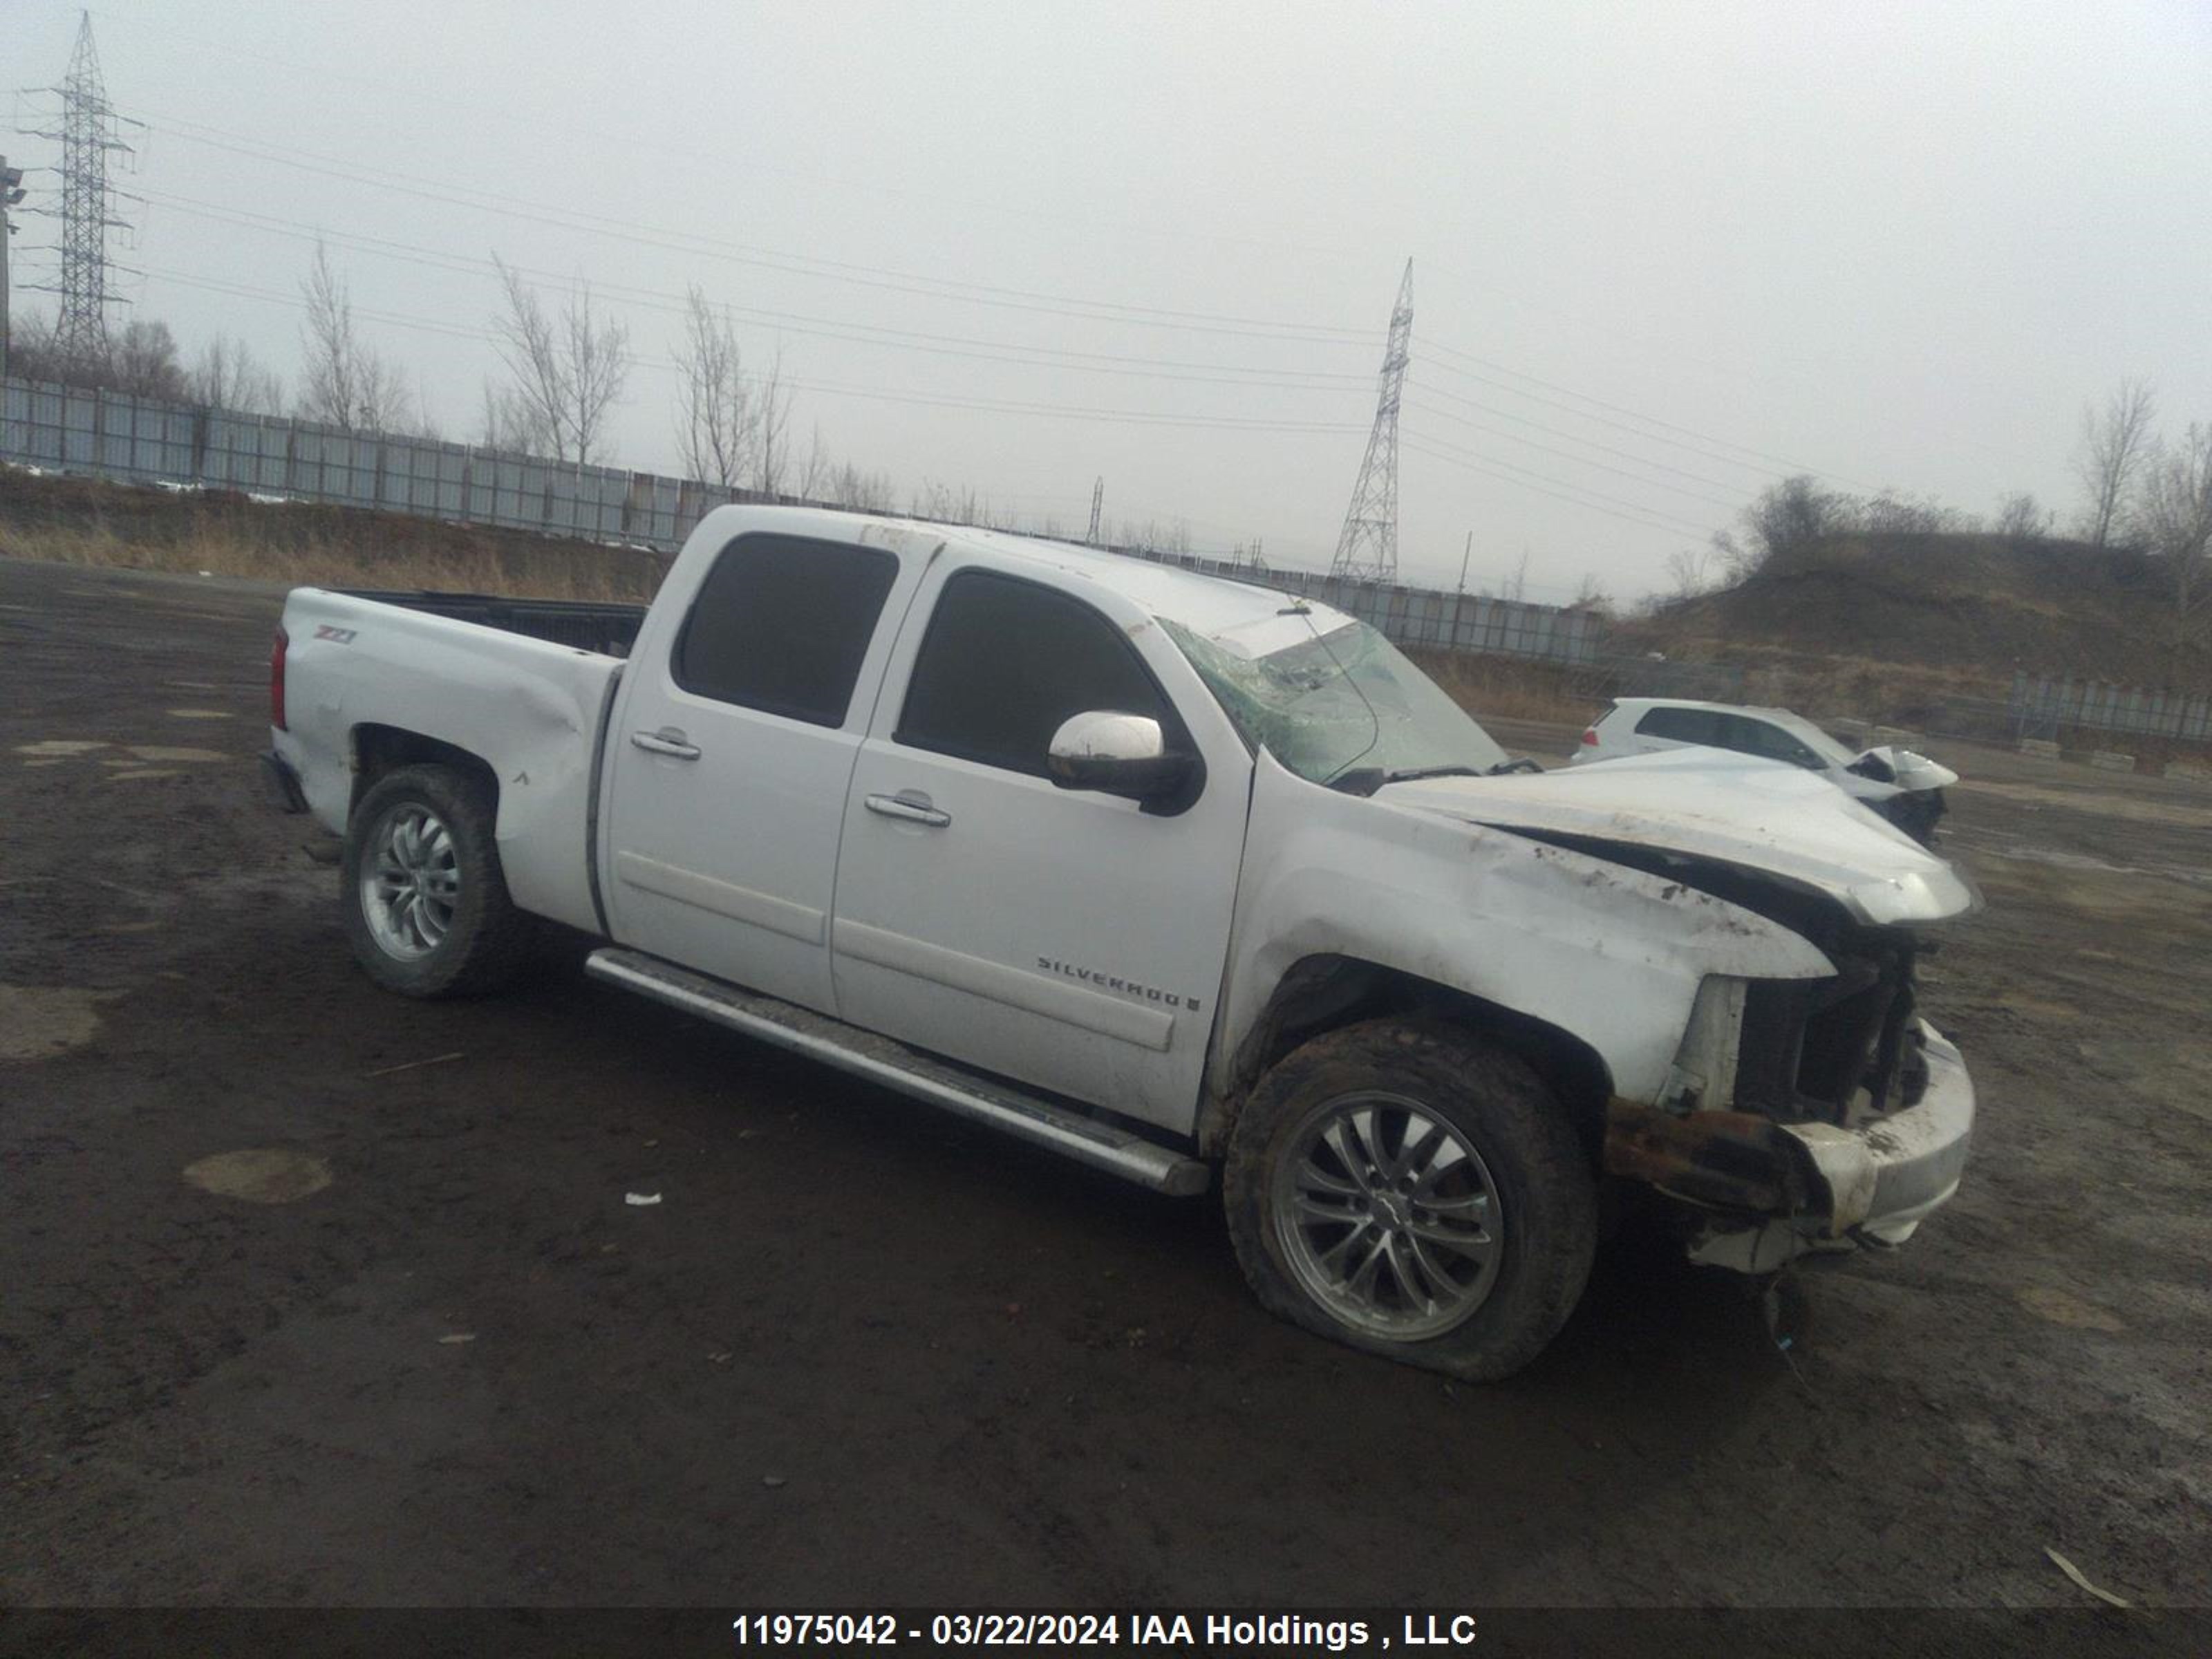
[10,1,2210,598]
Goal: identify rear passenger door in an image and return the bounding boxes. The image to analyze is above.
[828,563,1248,1134]
[602,530,912,1014]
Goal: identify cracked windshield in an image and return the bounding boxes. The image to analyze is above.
[1163,616,1508,785]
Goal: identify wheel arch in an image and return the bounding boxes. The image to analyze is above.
[348,724,499,824]
[1199,953,1615,1164]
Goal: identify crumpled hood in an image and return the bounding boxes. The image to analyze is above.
[1857,744,1960,791]
[1380,748,1978,926]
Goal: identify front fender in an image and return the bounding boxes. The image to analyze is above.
[1213,752,1834,1109]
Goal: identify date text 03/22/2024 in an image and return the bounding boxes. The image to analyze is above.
[728,1612,1481,1649]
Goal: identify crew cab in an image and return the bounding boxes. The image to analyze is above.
[262,507,1979,1380]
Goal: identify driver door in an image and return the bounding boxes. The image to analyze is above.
[828,562,1248,1133]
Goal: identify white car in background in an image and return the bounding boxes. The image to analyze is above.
[1572,697,1958,844]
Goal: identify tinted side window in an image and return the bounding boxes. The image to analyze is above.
[673,534,899,727]
[1636,706,1719,744]
[897,571,1169,777]
[1724,715,1818,767]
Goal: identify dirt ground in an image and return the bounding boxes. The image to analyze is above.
[2,559,2207,1630]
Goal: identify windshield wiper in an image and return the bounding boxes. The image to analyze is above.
[1385,765,1489,783]
[1324,763,1488,797]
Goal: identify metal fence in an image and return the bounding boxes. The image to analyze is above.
[2009,672,2212,745]
[1,372,1605,667]
[1,373,752,548]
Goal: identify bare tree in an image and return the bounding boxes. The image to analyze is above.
[915,480,983,525]
[1993,491,2054,540]
[191,334,283,413]
[298,240,409,432]
[2138,422,2212,647]
[1569,572,1615,615]
[1494,549,1530,602]
[753,346,794,496]
[673,285,752,487]
[1863,489,1972,535]
[107,319,187,400]
[794,422,834,503]
[489,256,631,465]
[1741,474,1857,567]
[489,258,565,456]
[477,379,538,453]
[823,459,897,513]
[2074,378,2158,548]
[1662,543,1716,599]
[561,280,630,466]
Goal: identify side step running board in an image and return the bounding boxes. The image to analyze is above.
[585,947,1210,1197]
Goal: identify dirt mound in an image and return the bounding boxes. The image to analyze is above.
[1626,533,2206,693]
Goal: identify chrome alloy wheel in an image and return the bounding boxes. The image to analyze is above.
[1271,1091,1504,1341]
[359,802,460,961]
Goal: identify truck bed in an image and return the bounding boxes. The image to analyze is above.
[337,590,648,657]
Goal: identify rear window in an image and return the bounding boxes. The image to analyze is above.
[673,534,899,727]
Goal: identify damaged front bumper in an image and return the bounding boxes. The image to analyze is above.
[1604,1020,1975,1272]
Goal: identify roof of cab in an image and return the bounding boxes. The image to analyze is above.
[701,503,1356,656]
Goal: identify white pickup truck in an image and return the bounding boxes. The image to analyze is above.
[263,505,1978,1380]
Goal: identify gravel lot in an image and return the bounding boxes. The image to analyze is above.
[2,558,2206,1629]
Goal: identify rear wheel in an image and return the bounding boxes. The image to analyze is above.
[1225,1018,1597,1381]
[341,763,534,997]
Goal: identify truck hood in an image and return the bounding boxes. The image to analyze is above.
[1380,748,1978,926]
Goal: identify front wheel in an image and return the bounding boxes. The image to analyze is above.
[341,763,535,998]
[1224,1018,1597,1382]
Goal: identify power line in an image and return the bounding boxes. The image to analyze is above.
[138,189,1377,392]
[126,115,1896,509]
[142,114,1885,511]
[140,264,1371,437]
[1416,332,1880,488]
[1402,433,1716,539]
[1402,398,1745,511]
[1398,382,1755,492]
[135,109,1382,346]
[88,8,1378,275]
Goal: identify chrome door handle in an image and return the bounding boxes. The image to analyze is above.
[630,728,701,760]
[865,791,950,827]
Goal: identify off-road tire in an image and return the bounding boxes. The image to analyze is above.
[341,763,535,998]
[1224,1018,1597,1382]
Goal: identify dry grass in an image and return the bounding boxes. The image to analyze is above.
[2,521,665,603]
[0,471,668,603]
[1406,648,1604,728]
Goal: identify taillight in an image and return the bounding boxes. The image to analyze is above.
[270,627,289,731]
[1580,727,1598,745]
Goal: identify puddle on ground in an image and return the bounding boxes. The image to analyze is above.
[2015,1286,2125,1332]
[126,745,228,763]
[0,986,111,1060]
[104,769,183,782]
[15,740,108,757]
[164,709,234,721]
[182,1148,334,1205]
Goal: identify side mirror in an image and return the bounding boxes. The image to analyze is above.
[1047,711,1200,808]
